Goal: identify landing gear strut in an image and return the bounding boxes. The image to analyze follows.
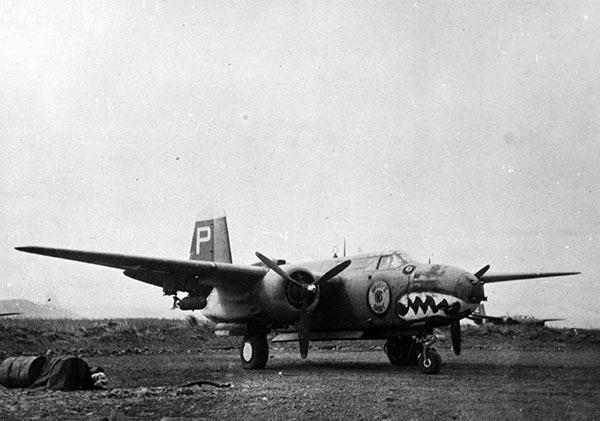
[416,334,442,374]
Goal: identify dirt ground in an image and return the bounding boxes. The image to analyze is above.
[1,319,599,420]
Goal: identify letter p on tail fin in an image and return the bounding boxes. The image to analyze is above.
[189,205,232,263]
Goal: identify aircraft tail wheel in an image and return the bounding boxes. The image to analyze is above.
[418,348,442,374]
[240,334,269,370]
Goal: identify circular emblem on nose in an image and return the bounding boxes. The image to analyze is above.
[368,280,390,315]
[403,265,416,274]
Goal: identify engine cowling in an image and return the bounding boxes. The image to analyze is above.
[257,265,319,325]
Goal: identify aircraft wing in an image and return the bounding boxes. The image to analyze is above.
[0,312,21,317]
[479,271,580,283]
[467,314,509,323]
[15,246,268,289]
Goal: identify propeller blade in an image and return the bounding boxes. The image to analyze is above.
[255,252,307,290]
[314,260,352,286]
[450,320,461,355]
[298,289,310,359]
[474,264,490,280]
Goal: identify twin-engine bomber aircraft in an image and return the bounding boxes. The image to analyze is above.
[16,210,579,374]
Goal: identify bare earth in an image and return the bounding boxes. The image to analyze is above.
[1,319,599,420]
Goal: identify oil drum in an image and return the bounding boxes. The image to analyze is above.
[0,356,46,388]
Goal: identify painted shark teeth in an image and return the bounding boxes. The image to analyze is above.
[395,293,465,320]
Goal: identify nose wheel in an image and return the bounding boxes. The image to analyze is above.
[416,334,442,374]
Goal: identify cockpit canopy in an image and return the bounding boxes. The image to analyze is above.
[348,251,413,271]
[375,251,412,270]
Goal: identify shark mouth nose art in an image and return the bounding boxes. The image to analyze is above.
[396,292,473,320]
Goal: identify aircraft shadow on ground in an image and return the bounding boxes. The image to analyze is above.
[254,359,592,375]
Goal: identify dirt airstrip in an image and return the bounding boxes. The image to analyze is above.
[1,318,599,420]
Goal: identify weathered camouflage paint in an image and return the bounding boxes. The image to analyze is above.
[189,216,232,263]
[203,251,483,336]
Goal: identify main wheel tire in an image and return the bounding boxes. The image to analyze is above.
[240,334,269,370]
[418,348,442,374]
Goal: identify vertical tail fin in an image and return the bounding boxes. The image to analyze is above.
[189,206,232,263]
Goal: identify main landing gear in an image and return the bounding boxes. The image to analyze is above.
[385,334,442,374]
[240,333,269,369]
[240,323,269,370]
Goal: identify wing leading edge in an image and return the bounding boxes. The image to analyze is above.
[0,312,21,317]
[15,246,267,290]
[480,271,580,283]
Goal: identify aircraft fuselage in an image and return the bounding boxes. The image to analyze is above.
[202,251,484,336]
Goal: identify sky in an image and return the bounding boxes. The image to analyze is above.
[1,1,598,326]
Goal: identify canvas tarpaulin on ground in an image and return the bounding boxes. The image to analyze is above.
[29,356,94,391]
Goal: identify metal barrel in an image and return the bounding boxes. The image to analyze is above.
[0,356,46,388]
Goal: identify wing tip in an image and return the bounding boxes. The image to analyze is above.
[15,246,44,253]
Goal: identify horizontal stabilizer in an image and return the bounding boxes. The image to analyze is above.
[480,271,580,283]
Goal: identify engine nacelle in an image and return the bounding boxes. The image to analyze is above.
[178,295,207,310]
[257,265,319,326]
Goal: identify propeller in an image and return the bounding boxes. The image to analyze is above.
[255,252,313,291]
[255,252,351,358]
[255,252,351,293]
[298,287,310,358]
[450,320,461,355]
[474,264,490,280]
[452,265,490,354]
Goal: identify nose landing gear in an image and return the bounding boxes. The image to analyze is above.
[416,334,441,374]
